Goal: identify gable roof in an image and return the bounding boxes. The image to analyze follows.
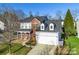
[19,16,48,23]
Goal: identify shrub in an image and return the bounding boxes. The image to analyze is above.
[0,30,4,33]
[13,32,17,35]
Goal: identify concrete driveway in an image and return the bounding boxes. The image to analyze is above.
[27,44,57,55]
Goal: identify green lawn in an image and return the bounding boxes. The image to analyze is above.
[0,43,8,55]
[65,36,79,55]
[14,46,31,55]
[0,43,31,55]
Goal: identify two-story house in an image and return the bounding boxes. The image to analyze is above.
[17,16,63,46]
[0,21,5,30]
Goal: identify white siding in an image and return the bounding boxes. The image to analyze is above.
[61,21,64,26]
[20,22,31,29]
[76,21,79,38]
[36,32,59,45]
[0,21,4,30]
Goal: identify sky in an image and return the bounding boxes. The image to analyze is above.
[0,3,79,18]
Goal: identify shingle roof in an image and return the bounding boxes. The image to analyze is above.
[19,16,62,33]
[37,19,62,33]
[47,20,62,32]
[19,16,48,23]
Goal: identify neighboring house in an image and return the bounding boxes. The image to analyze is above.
[0,21,5,30]
[76,20,79,38]
[36,20,63,46]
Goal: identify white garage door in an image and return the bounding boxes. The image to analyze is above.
[36,32,59,45]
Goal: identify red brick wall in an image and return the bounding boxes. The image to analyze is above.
[31,18,40,25]
[31,18,41,30]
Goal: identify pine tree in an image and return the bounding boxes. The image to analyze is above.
[64,9,76,38]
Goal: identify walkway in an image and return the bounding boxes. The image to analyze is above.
[27,44,57,55]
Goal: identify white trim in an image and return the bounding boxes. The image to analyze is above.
[0,21,5,30]
[20,22,31,29]
[17,31,30,33]
[49,23,54,31]
[40,23,45,30]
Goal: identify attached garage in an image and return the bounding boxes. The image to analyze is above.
[36,32,60,45]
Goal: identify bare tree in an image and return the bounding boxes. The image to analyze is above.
[47,15,52,20]
[15,9,26,19]
[71,9,79,20]
[29,11,33,17]
[55,10,65,20]
[0,7,20,54]
[35,11,39,16]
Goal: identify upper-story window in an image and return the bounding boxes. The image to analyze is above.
[21,25,24,29]
[49,23,54,31]
[40,23,45,30]
[25,26,27,28]
[20,23,31,29]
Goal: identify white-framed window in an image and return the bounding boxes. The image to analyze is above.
[26,23,31,29]
[20,23,25,29]
[21,25,24,29]
[49,23,54,31]
[20,23,31,29]
[25,26,27,28]
[40,23,45,30]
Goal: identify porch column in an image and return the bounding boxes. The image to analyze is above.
[21,32,22,40]
[17,32,18,39]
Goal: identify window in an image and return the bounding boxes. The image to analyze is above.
[25,26,27,29]
[40,23,45,30]
[26,23,31,29]
[20,23,25,29]
[50,26,53,29]
[42,26,44,29]
[22,26,24,28]
[49,23,54,30]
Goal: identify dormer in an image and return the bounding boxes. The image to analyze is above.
[49,23,54,31]
[40,23,45,30]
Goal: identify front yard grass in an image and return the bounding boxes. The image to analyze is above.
[0,43,31,55]
[14,46,31,55]
[0,43,8,55]
[65,36,79,55]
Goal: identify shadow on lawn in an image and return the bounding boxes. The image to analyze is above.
[0,46,8,54]
[13,46,24,53]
